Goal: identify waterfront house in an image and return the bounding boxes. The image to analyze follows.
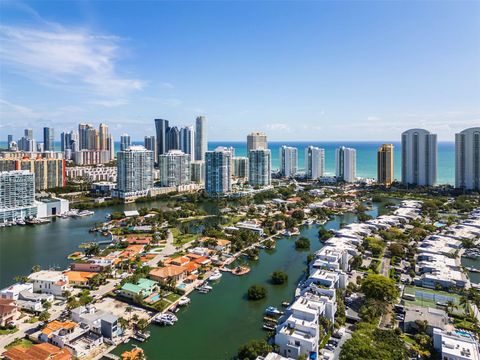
[235,221,265,236]
[149,266,187,285]
[0,298,18,327]
[200,237,232,252]
[165,256,190,267]
[70,257,115,272]
[119,278,158,300]
[28,270,70,297]
[71,305,120,339]
[2,342,72,360]
[193,256,212,266]
[64,271,97,287]
[38,320,103,358]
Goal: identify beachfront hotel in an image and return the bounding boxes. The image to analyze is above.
[205,146,232,196]
[377,144,394,186]
[401,128,437,186]
[455,127,480,191]
[335,146,356,182]
[305,146,325,180]
[280,146,298,178]
[115,146,154,199]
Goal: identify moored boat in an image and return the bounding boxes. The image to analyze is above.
[178,297,191,306]
[265,306,283,316]
[208,270,222,281]
[153,312,178,326]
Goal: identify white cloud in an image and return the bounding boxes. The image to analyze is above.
[0,23,144,100]
[265,123,291,132]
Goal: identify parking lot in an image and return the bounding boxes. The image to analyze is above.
[319,325,353,360]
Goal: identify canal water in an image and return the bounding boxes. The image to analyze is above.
[0,199,219,288]
[112,208,381,360]
[0,197,384,360]
[461,258,480,284]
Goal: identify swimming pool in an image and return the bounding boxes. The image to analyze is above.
[177,283,186,290]
[455,329,472,338]
[150,294,161,302]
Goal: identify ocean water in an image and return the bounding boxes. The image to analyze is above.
[0,140,455,184]
[209,141,455,185]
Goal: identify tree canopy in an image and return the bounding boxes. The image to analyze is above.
[247,285,267,300]
[340,323,407,360]
[237,339,272,360]
[361,274,399,302]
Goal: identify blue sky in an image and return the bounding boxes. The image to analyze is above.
[1,1,479,141]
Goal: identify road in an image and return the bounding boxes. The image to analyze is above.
[333,328,352,359]
[0,300,64,351]
[380,256,390,277]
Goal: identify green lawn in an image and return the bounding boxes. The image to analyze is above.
[171,227,198,246]
[166,292,181,302]
[154,299,171,311]
[5,338,34,349]
[0,327,18,335]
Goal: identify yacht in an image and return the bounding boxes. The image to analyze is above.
[178,297,191,306]
[153,312,178,326]
[209,270,222,281]
[76,210,95,217]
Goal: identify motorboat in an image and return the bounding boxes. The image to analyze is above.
[178,297,191,306]
[153,312,178,326]
[209,270,222,281]
[76,210,95,217]
[262,323,276,331]
[197,284,213,293]
[265,306,283,316]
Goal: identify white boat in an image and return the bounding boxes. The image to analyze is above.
[153,312,178,326]
[76,210,95,217]
[178,297,191,306]
[197,284,213,293]
[209,271,222,281]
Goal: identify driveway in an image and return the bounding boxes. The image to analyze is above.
[332,327,352,359]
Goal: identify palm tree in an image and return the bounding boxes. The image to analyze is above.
[126,306,133,322]
[460,296,471,317]
[445,300,457,314]
[118,317,129,330]
[136,318,148,333]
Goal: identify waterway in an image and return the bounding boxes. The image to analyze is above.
[0,197,385,359]
[111,205,383,360]
[461,257,480,284]
[0,199,218,288]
